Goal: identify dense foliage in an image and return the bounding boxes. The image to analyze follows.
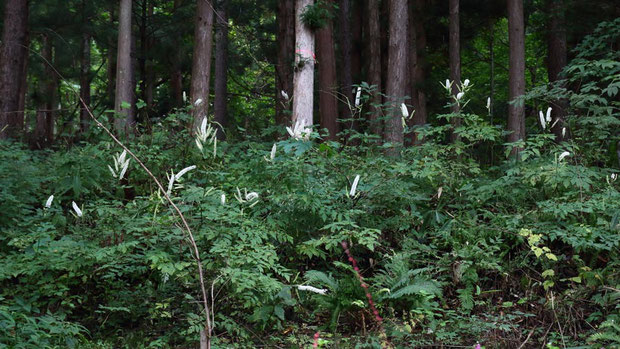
[0,19,619,348]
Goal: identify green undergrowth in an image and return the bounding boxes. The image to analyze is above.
[0,19,619,349]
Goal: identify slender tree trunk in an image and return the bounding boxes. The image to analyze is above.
[170,0,184,108]
[276,0,295,127]
[546,0,568,141]
[80,32,91,133]
[292,0,315,132]
[140,0,155,112]
[489,20,495,122]
[385,0,407,152]
[351,0,362,89]
[114,0,135,137]
[170,66,184,108]
[106,6,116,110]
[339,0,354,125]
[0,0,29,139]
[213,0,229,139]
[17,33,30,135]
[449,0,461,143]
[316,2,339,140]
[366,0,382,137]
[507,0,526,154]
[190,0,215,131]
[411,0,428,139]
[35,34,56,148]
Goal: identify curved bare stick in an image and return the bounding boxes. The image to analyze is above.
[79,98,213,346]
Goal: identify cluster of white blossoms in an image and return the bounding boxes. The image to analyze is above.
[108,149,131,180]
[233,187,259,207]
[286,119,312,140]
[195,117,217,157]
[607,173,618,184]
[44,195,84,218]
[441,78,471,107]
[538,106,567,138]
[166,165,196,195]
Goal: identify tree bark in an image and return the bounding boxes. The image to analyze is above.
[114,0,136,137]
[292,0,315,132]
[366,0,382,137]
[409,0,428,143]
[316,2,339,141]
[213,0,229,139]
[190,0,215,131]
[507,0,526,154]
[0,0,29,139]
[276,0,295,127]
[339,0,354,125]
[170,1,184,108]
[449,0,461,143]
[385,0,408,152]
[546,0,568,141]
[106,5,117,111]
[34,34,56,148]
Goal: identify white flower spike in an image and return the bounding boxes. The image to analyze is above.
[194,98,203,106]
[45,195,54,209]
[546,107,553,123]
[558,151,570,162]
[400,103,409,118]
[297,285,328,295]
[463,79,470,88]
[167,171,175,195]
[539,111,547,130]
[72,201,83,217]
[175,165,196,181]
[456,92,465,101]
[355,86,362,107]
[221,194,226,204]
[486,97,491,112]
[562,127,566,138]
[270,143,277,160]
[281,90,289,101]
[349,175,360,197]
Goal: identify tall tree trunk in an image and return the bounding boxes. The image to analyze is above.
[350,0,362,89]
[507,0,526,154]
[339,0,354,126]
[385,0,407,152]
[170,0,184,109]
[275,0,295,127]
[489,20,495,122]
[34,34,56,148]
[366,0,382,137]
[17,33,30,135]
[449,0,461,143]
[0,0,29,140]
[106,6,117,111]
[114,0,135,137]
[316,2,339,141]
[292,0,315,133]
[139,0,155,113]
[190,0,215,131]
[410,0,428,140]
[80,32,91,133]
[546,0,568,141]
[213,0,229,139]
